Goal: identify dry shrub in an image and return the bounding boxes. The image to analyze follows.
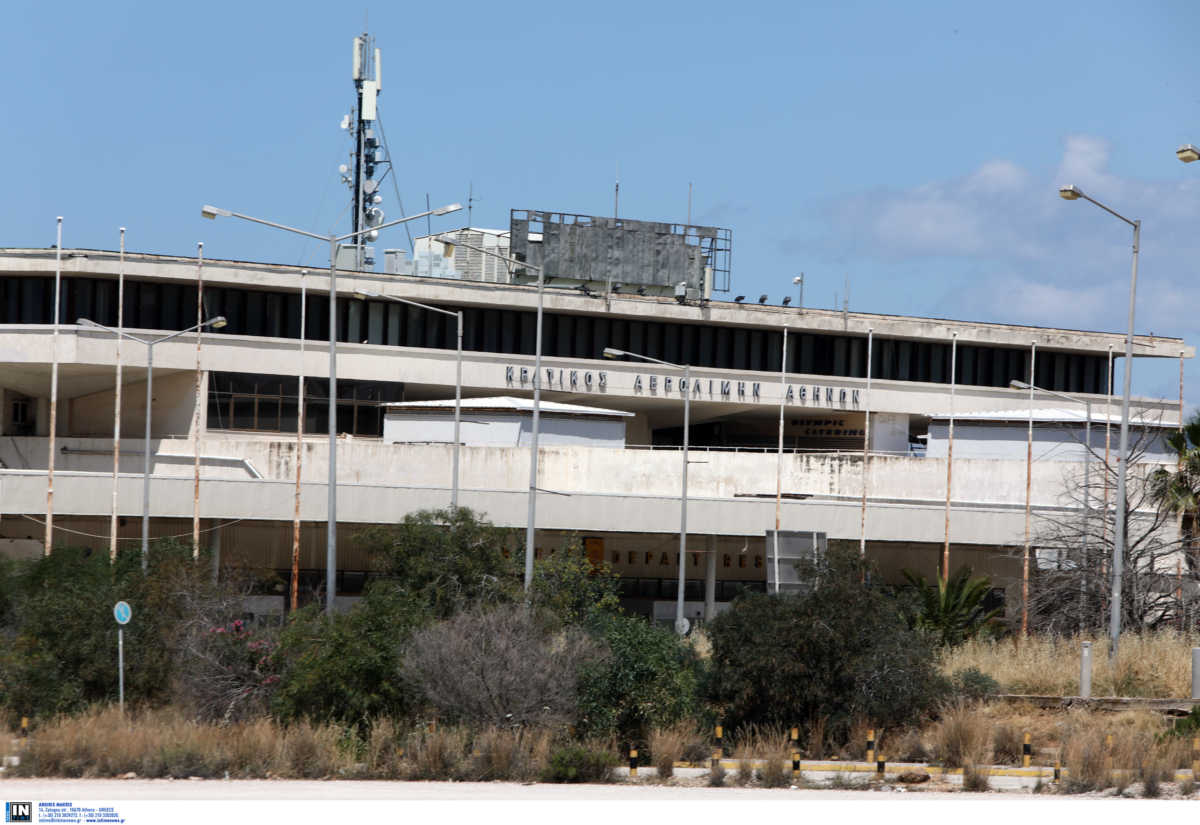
[1139,750,1169,798]
[962,762,990,792]
[992,724,1023,765]
[403,725,470,780]
[732,741,755,786]
[839,717,873,760]
[465,726,553,782]
[648,723,696,779]
[707,761,727,787]
[1060,728,1111,792]
[929,702,991,769]
[941,631,1200,698]
[890,728,929,763]
[1179,776,1196,797]
[807,716,827,760]
[403,604,603,729]
[278,720,350,779]
[364,718,404,779]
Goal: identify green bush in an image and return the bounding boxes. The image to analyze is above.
[575,613,702,741]
[541,744,618,783]
[270,585,427,726]
[0,540,243,722]
[529,540,621,626]
[355,507,520,620]
[949,667,1000,700]
[706,547,946,742]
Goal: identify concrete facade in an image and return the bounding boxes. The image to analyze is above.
[0,247,1191,615]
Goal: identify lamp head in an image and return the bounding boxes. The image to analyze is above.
[602,347,625,360]
[433,203,463,216]
[355,288,381,299]
[1058,185,1083,201]
[77,317,99,328]
[1009,379,1030,390]
[1177,144,1200,163]
[208,316,228,329]
[792,275,803,284]
[200,204,231,220]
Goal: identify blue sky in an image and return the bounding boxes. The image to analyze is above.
[4,0,1199,408]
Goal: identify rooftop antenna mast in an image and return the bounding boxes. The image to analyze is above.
[614,162,620,219]
[468,182,475,227]
[345,32,384,270]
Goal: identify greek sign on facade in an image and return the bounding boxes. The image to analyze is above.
[504,365,861,409]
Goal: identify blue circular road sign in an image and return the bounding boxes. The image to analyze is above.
[113,601,132,625]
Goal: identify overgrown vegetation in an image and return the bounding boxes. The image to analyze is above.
[6,507,1199,793]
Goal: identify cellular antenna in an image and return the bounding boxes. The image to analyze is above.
[344,32,386,271]
[614,162,620,219]
[687,181,692,226]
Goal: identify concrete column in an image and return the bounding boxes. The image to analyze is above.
[1080,641,1093,699]
[704,534,717,622]
[1192,647,1199,700]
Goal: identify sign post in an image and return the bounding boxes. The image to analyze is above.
[113,601,131,713]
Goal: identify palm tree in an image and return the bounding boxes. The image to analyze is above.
[1149,411,1200,575]
[902,566,1002,647]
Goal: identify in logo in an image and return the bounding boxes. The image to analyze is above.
[5,802,31,823]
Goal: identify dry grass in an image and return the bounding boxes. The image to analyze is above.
[648,723,699,779]
[13,706,356,779]
[992,723,1023,765]
[942,631,1200,697]
[929,702,992,769]
[402,724,470,780]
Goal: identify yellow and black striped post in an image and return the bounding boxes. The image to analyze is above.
[629,748,638,778]
[792,751,800,778]
[1053,759,1061,783]
[865,729,875,764]
[1104,733,1113,776]
[1022,733,1031,768]
[715,725,723,758]
[711,747,721,771]
[20,717,28,738]
[876,755,885,778]
[1192,736,1199,781]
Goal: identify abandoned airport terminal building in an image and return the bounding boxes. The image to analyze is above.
[0,212,1192,622]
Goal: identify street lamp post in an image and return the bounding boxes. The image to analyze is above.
[202,202,461,611]
[604,347,692,635]
[1011,379,1094,631]
[433,233,546,592]
[78,316,228,570]
[1058,184,1139,658]
[356,289,463,508]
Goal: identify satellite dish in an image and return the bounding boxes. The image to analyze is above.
[338,164,348,174]
[674,617,690,635]
[339,114,351,130]
[373,194,383,204]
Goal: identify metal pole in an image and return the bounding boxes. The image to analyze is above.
[859,329,873,559]
[326,238,338,612]
[291,270,307,612]
[142,342,153,571]
[452,311,463,509]
[192,243,204,560]
[45,216,62,556]
[1022,341,1036,637]
[118,627,125,715]
[774,329,787,594]
[110,228,126,562]
[524,265,546,592]
[1110,220,1140,659]
[943,332,957,577]
[1084,400,1094,633]
[1103,344,1113,630]
[677,364,690,634]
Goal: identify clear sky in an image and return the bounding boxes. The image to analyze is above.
[4,0,1198,409]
